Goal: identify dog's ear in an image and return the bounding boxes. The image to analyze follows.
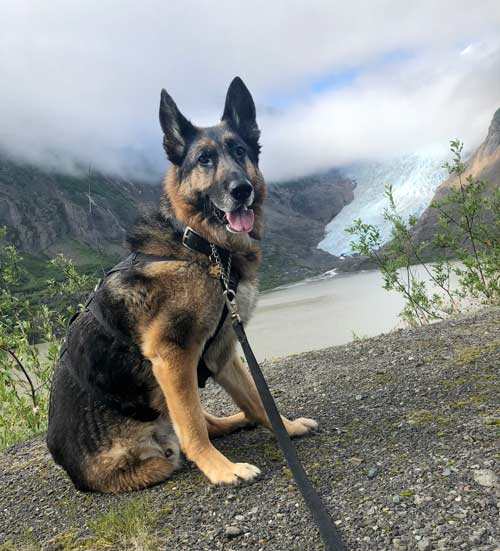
[159,89,196,165]
[222,77,261,159]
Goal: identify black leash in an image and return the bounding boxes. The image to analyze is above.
[211,273,346,551]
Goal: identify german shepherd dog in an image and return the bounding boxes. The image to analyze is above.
[47,77,317,493]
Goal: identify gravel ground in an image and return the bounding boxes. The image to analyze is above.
[1,308,499,551]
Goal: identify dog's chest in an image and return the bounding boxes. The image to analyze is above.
[233,278,257,324]
[204,278,257,371]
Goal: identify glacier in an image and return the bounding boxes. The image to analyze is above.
[318,154,447,256]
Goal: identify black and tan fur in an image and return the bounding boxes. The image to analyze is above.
[47,77,317,493]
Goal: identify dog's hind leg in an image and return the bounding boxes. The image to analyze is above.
[204,410,256,438]
[215,354,318,437]
[84,422,180,493]
[88,455,175,493]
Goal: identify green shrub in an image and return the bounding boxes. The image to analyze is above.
[0,228,96,448]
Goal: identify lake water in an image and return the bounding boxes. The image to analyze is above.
[247,269,407,360]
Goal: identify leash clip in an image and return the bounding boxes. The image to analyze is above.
[223,289,241,322]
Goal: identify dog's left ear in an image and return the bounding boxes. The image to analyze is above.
[222,77,261,159]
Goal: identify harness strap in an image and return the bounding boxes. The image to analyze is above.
[231,319,346,551]
[197,269,241,387]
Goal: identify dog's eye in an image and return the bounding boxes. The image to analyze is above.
[198,154,212,166]
[234,146,246,158]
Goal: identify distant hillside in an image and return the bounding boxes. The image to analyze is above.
[0,159,354,289]
[0,160,158,261]
[262,171,354,287]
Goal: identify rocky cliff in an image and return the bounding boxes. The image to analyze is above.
[0,160,159,261]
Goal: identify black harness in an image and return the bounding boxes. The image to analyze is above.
[60,226,239,420]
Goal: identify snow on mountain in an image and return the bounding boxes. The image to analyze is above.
[318,154,447,256]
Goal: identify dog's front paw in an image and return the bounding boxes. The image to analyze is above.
[195,447,261,485]
[283,416,318,437]
[209,461,261,486]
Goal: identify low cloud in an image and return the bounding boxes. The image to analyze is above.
[1,1,499,181]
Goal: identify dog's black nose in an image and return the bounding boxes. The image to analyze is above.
[228,181,253,202]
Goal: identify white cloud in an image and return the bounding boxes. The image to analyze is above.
[0,0,499,181]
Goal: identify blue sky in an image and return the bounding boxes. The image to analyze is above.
[1,1,499,181]
[268,48,416,109]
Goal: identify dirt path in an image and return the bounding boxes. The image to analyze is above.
[1,308,499,551]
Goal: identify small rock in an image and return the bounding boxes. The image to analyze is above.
[437,537,449,549]
[392,495,401,504]
[473,469,498,488]
[225,526,243,538]
[469,527,486,545]
[414,495,426,506]
[349,457,363,466]
[442,468,451,476]
[417,538,431,550]
[355,394,363,401]
[367,466,379,479]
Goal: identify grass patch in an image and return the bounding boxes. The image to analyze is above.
[455,346,482,365]
[484,418,500,427]
[88,496,162,551]
[399,489,415,498]
[406,410,451,425]
[44,496,170,551]
[441,377,470,388]
[258,441,283,462]
[0,534,41,551]
[449,395,486,409]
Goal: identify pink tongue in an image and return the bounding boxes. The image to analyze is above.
[226,208,254,233]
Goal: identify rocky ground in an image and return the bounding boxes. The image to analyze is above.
[1,308,499,551]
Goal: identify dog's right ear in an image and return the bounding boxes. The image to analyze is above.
[159,89,196,165]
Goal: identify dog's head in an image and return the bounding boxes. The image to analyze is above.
[159,77,265,247]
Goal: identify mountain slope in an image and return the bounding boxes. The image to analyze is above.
[262,171,354,287]
[0,160,158,264]
[413,107,500,247]
[0,159,354,289]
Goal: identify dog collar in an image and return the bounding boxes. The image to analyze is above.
[182,226,231,266]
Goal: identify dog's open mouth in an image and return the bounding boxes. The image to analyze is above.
[210,201,254,233]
